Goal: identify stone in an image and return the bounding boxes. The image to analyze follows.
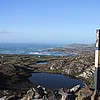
[0,96,6,100]
[21,96,28,100]
[58,88,76,100]
[69,85,80,93]
[26,89,35,100]
[53,88,77,100]
[76,87,93,100]
[61,93,68,100]
[7,95,18,100]
[33,85,47,99]
[58,88,65,95]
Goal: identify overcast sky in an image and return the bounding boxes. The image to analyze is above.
[0,0,99,44]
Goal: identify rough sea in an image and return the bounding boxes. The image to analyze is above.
[0,43,75,56]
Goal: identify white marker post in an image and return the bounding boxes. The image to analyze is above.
[95,29,100,92]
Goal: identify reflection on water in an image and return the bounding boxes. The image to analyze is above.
[29,73,84,89]
[36,61,48,64]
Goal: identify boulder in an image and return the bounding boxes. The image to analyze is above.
[60,93,76,100]
[26,89,35,100]
[33,85,47,99]
[0,96,6,100]
[69,84,80,93]
[76,87,93,100]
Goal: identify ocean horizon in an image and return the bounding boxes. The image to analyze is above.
[0,43,70,56]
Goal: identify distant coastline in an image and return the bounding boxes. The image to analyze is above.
[0,43,95,56]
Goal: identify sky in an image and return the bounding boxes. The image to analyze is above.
[0,0,100,44]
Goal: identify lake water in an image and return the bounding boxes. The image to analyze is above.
[29,73,84,89]
[36,61,48,64]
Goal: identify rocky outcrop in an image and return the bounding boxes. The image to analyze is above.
[48,54,94,77]
[76,87,93,100]
[20,85,80,100]
[5,85,94,100]
[21,85,47,100]
[77,65,95,79]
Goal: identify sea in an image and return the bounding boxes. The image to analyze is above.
[0,43,71,56]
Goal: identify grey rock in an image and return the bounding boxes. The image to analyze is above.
[58,88,65,95]
[7,95,18,100]
[69,84,80,93]
[26,89,35,100]
[33,85,47,99]
[0,96,6,100]
[60,93,68,100]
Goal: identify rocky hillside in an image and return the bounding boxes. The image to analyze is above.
[0,44,97,99]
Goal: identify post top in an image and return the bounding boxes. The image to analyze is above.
[96,29,100,49]
[96,29,100,32]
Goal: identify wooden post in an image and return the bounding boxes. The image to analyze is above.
[95,29,100,92]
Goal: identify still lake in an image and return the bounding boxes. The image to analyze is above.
[29,73,84,89]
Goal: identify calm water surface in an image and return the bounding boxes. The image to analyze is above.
[36,61,48,64]
[29,73,84,89]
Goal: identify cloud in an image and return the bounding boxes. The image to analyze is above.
[0,30,12,34]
